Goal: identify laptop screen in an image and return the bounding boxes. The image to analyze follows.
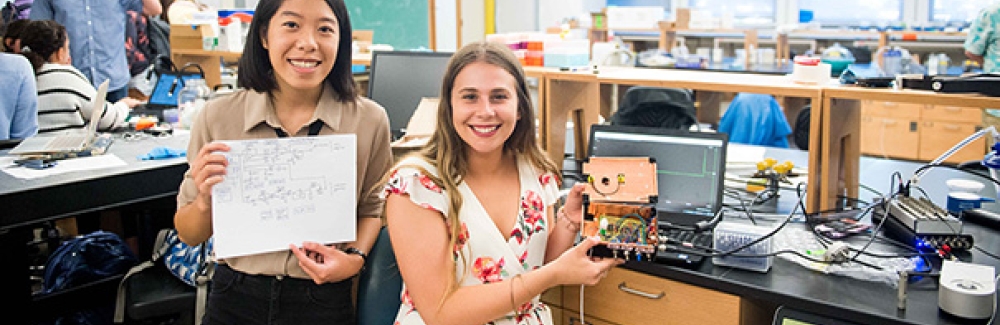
[588,124,728,226]
[148,74,204,107]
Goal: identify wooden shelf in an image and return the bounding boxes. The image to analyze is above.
[172,49,243,60]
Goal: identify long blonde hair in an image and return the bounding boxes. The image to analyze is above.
[389,41,560,302]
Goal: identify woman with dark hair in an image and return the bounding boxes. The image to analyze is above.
[2,18,30,53]
[382,41,622,325]
[19,20,140,134]
[172,0,392,324]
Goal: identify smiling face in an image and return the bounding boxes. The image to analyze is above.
[450,61,521,157]
[261,0,340,93]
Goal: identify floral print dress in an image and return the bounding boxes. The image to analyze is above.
[382,156,560,325]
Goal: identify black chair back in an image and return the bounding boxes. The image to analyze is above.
[357,227,402,325]
[611,86,697,130]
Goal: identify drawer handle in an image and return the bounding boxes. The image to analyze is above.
[943,125,961,131]
[882,120,898,126]
[617,282,665,299]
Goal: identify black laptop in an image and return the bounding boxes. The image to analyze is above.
[587,124,729,267]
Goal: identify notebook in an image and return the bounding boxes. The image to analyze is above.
[9,80,110,156]
[587,124,729,266]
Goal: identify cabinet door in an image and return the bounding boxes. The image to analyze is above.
[865,101,923,118]
[859,116,920,160]
[921,105,981,124]
[550,305,566,325]
[563,268,740,325]
[918,121,987,164]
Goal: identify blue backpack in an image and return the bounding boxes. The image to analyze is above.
[43,230,139,294]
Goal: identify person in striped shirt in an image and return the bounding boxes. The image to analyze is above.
[18,20,141,134]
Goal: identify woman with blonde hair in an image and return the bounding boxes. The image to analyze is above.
[382,41,621,325]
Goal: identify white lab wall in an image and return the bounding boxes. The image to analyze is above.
[455,0,603,45]
[538,0,605,30]
[461,0,486,45]
[496,0,538,33]
[436,0,459,51]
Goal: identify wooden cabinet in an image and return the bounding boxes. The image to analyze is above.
[561,267,741,325]
[859,101,986,164]
[918,105,987,163]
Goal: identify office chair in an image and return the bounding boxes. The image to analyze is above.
[718,93,793,148]
[610,86,697,130]
[119,263,197,325]
[357,227,402,325]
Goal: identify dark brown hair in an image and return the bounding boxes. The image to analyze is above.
[2,19,30,53]
[18,20,67,75]
[237,0,357,101]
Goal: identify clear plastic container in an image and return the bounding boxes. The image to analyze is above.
[177,78,212,129]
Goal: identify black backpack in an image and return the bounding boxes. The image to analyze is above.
[43,230,139,293]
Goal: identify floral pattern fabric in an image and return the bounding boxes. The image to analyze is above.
[382,156,560,325]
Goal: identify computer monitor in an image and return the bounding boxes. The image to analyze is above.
[367,51,454,140]
[588,124,728,227]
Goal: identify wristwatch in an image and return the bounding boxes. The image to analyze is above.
[342,247,368,273]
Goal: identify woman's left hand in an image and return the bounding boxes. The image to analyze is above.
[289,242,363,284]
[562,183,587,224]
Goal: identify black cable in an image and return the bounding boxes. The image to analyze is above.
[909,163,1000,189]
[912,186,931,200]
[890,171,903,197]
[708,182,807,258]
[976,245,1000,261]
[847,196,892,264]
[874,234,921,253]
[849,248,937,259]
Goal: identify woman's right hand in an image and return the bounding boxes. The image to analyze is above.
[549,236,623,286]
[191,142,231,213]
[117,97,144,108]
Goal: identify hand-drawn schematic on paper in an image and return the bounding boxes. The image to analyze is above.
[211,134,357,258]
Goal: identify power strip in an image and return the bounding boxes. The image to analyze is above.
[712,221,774,272]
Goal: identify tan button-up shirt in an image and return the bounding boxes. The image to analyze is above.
[176,84,393,278]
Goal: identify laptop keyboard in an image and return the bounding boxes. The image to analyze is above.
[47,135,87,150]
[655,227,713,267]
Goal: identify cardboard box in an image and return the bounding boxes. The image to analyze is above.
[170,24,216,51]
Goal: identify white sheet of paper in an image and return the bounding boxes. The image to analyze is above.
[211,134,357,258]
[1,154,128,179]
